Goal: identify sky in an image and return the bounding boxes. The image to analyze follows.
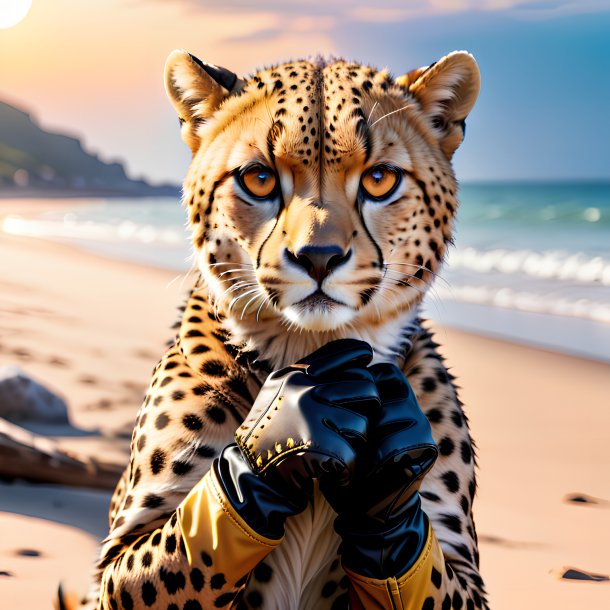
[0,0,609,185]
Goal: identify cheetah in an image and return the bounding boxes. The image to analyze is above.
[60,49,487,610]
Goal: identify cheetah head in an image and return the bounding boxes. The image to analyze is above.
[165,52,479,336]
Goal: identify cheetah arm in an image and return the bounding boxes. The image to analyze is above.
[342,327,489,609]
[92,342,275,610]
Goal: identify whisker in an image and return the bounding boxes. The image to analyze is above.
[370,103,416,127]
[256,294,271,323]
[208,262,253,268]
[367,101,379,124]
[241,290,265,320]
[384,262,450,286]
[228,287,260,314]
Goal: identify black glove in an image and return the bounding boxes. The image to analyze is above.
[215,339,381,540]
[321,362,438,579]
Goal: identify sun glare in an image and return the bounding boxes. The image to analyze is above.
[0,0,32,29]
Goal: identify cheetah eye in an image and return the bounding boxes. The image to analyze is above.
[237,165,278,200]
[360,165,401,201]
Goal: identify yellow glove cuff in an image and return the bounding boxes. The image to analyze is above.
[177,468,282,577]
[344,524,445,610]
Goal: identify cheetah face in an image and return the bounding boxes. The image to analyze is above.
[165,52,479,332]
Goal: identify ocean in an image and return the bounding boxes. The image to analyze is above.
[3,181,610,362]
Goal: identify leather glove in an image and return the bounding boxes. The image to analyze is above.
[236,338,380,489]
[215,339,380,540]
[321,362,438,579]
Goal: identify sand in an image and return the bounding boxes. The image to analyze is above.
[0,200,608,609]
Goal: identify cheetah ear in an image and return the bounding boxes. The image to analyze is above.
[164,50,246,153]
[398,51,480,159]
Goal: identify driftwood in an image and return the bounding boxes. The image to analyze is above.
[0,418,123,490]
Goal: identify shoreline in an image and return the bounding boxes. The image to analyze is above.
[3,196,610,365]
[0,224,609,608]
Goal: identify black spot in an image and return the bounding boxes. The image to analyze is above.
[442,594,452,610]
[461,440,472,464]
[151,532,162,546]
[210,573,226,589]
[253,561,273,582]
[426,408,443,423]
[150,449,166,475]
[190,567,205,592]
[172,460,193,476]
[165,534,177,554]
[184,601,203,610]
[207,406,226,424]
[141,551,153,568]
[159,568,186,594]
[196,444,216,459]
[467,600,475,610]
[164,361,178,370]
[453,591,464,610]
[469,478,476,501]
[192,344,210,355]
[441,471,460,493]
[153,396,163,407]
[142,494,164,509]
[107,576,115,595]
[430,565,442,588]
[155,413,169,429]
[440,513,462,534]
[141,581,156,606]
[120,590,133,610]
[160,376,173,387]
[183,413,203,431]
[322,581,338,598]
[420,491,441,502]
[451,410,464,427]
[452,543,473,563]
[136,434,146,452]
[439,436,454,456]
[172,390,185,401]
[422,597,435,610]
[200,360,227,377]
[422,377,437,392]
[192,383,212,396]
[460,494,470,515]
[200,551,213,567]
[246,590,263,608]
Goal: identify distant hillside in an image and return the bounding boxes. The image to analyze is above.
[0,100,179,196]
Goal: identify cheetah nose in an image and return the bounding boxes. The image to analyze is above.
[286,245,352,284]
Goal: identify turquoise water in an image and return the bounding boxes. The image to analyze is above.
[3,182,610,360]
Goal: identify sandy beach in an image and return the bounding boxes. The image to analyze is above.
[0,200,608,609]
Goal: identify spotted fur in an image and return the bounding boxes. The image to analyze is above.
[66,50,487,610]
